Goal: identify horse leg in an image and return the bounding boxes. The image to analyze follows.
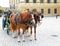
[18,29,20,42]
[12,30,17,38]
[26,27,30,37]
[26,30,30,37]
[12,30,15,38]
[40,15,42,21]
[22,29,25,42]
[29,26,32,41]
[7,28,9,35]
[34,25,36,40]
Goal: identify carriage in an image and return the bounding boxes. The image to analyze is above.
[2,10,12,35]
[2,9,43,42]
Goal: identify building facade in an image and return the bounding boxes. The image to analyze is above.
[9,0,60,16]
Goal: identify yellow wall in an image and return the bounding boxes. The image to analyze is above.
[9,0,60,16]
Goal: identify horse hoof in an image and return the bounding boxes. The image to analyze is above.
[30,39,32,41]
[18,41,20,43]
[7,33,9,35]
[14,36,17,38]
[26,35,30,37]
[35,39,37,40]
[28,35,30,37]
[13,36,17,38]
[22,40,25,42]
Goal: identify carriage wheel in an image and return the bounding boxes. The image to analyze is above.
[7,29,9,35]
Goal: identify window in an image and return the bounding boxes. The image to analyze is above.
[33,0,36,3]
[47,0,50,3]
[54,0,57,3]
[54,8,57,14]
[41,9,44,14]
[33,9,36,12]
[48,9,50,14]
[40,0,44,3]
[26,0,29,3]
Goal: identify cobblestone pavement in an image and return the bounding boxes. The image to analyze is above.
[0,16,60,46]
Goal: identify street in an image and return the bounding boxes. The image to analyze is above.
[0,16,60,46]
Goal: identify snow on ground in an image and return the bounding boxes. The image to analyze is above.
[0,16,60,46]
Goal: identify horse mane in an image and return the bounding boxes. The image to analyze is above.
[10,13,16,18]
[20,11,29,22]
[10,13,16,25]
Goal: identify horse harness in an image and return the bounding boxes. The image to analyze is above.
[14,12,32,26]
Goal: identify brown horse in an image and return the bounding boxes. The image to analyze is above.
[9,10,34,42]
[30,11,41,40]
[9,9,41,42]
[26,10,41,41]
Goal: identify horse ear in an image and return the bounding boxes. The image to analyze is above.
[10,13,14,18]
[10,14,12,18]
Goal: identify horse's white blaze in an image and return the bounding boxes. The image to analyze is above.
[32,14,35,24]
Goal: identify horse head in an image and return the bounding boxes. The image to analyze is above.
[10,13,16,25]
[31,11,41,25]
